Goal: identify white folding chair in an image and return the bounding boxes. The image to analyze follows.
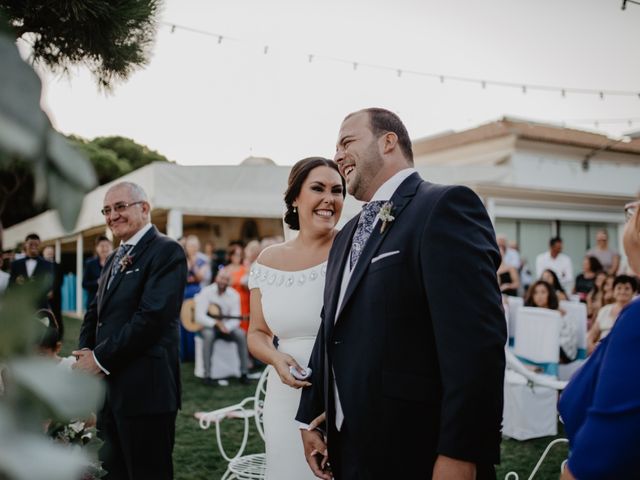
[197,366,270,479]
[505,296,524,346]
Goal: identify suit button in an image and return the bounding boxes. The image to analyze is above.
[98,322,103,327]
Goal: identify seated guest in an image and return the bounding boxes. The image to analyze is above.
[586,274,638,354]
[82,235,113,307]
[541,268,569,301]
[498,244,520,297]
[558,199,640,479]
[184,235,211,299]
[602,273,615,305]
[525,280,578,364]
[586,270,609,325]
[194,269,250,385]
[574,255,603,302]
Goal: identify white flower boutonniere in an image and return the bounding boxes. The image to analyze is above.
[379,201,395,234]
[119,253,135,273]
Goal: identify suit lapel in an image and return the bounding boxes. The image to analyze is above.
[335,173,422,322]
[99,226,158,310]
[324,216,359,340]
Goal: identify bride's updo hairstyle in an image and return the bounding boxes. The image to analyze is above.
[284,157,345,230]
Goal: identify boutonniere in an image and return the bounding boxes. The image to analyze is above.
[15,274,26,285]
[119,253,135,273]
[379,201,395,233]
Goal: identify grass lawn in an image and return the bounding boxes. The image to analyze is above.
[62,315,568,479]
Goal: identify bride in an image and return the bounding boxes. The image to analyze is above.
[247,157,345,480]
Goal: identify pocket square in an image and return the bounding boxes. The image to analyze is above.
[371,250,400,263]
[125,268,140,275]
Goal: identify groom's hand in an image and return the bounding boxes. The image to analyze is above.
[301,429,331,480]
[432,455,476,480]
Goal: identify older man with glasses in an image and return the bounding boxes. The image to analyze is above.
[74,181,187,480]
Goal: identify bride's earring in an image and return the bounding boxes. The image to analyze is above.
[293,206,297,213]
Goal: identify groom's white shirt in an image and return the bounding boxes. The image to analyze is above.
[332,167,416,430]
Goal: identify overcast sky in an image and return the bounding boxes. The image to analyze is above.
[35,0,640,165]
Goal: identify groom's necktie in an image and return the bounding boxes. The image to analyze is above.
[350,200,385,270]
[107,244,130,289]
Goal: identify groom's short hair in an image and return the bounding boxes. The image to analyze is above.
[349,108,414,164]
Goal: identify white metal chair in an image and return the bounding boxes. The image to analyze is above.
[197,366,270,479]
[504,437,569,480]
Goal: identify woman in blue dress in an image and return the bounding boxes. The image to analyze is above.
[558,198,640,479]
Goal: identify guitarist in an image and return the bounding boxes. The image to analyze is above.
[194,269,251,386]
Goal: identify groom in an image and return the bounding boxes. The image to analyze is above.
[297,108,506,479]
[75,181,187,479]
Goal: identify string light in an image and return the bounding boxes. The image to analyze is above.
[160,21,640,100]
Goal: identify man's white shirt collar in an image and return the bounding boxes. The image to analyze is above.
[369,168,416,202]
[120,223,153,250]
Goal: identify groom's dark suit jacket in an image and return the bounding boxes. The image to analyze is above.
[79,226,187,416]
[297,173,506,479]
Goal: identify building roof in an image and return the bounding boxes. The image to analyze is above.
[413,117,640,157]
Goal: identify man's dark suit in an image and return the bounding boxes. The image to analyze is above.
[82,256,104,307]
[79,226,187,480]
[8,256,58,314]
[297,173,507,479]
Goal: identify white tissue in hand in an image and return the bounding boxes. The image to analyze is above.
[290,366,312,380]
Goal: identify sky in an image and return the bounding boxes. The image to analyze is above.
[32,0,640,166]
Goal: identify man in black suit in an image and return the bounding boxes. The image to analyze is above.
[74,181,187,480]
[8,233,57,313]
[297,108,506,480]
[82,235,113,307]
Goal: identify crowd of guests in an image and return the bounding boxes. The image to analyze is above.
[498,230,639,363]
[176,234,283,385]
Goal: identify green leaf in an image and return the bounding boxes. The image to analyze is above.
[0,405,91,480]
[9,358,105,420]
[0,32,48,162]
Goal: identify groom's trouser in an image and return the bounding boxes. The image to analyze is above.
[98,402,176,480]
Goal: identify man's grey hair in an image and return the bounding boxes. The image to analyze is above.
[108,182,149,203]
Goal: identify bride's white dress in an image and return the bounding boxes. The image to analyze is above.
[248,261,326,480]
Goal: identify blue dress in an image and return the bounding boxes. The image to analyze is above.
[558,297,640,479]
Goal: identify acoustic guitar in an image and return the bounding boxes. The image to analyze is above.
[180,299,249,332]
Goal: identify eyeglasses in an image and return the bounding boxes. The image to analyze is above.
[101,201,144,216]
[624,200,640,222]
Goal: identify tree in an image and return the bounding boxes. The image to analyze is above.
[1,135,170,228]
[1,0,161,89]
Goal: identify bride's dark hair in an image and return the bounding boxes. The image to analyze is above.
[284,157,345,230]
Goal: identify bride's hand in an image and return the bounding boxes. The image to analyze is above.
[273,353,312,389]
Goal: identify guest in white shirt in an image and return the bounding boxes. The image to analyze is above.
[194,269,250,385]
[496,234,521,269]
[536,236,573,292]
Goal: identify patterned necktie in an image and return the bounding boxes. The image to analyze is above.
[107,244,129,289]
[350,200,385,270]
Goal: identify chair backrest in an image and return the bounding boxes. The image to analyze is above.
[513,307,561,376]
[505,296,524,346]
[559,300,588,359]
[253,366,270,442]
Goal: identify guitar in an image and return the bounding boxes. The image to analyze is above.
[180,299,249,332]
